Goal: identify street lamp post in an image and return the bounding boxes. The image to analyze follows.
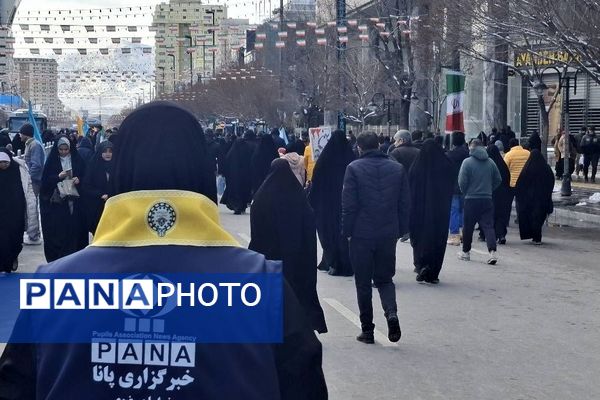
[167,54,176,92]
[206,10,216,77]
[560,69,584,197]
[383,99,398,137]
[184,35,195,87]
[157,66,166,95]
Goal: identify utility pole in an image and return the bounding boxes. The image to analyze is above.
[336,0,346,131]
[279,0,284,102]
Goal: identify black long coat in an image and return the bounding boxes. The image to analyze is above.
[515,150,554,241]
[40,138,88,262]
[409,139,454,281]
[308,131,355,275]
[250,159,327,333]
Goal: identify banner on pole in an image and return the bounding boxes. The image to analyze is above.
[445,71,465,134]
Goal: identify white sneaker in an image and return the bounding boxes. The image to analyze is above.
[487,251,498,265]
[457,251,470,261]
[23,237,42,245]
[447,234,461,246]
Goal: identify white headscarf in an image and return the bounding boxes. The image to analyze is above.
[57,137,72,171]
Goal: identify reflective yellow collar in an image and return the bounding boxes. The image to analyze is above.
[91,190,240,248]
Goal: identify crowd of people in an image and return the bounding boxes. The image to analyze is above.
[0,100,574,399]
[0,123,117,271]
[0,114,561,340]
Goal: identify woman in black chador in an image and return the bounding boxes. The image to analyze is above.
[40,136,88,262]
[409,139,454,284]
[220,132,254,214]
[0,148,25,272]
[250,134,279,195]
[250,158,328,333]
[83,141,113,234]
[515,149,555,245]
[309,130,355,276]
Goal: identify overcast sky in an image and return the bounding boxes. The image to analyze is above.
[19,0,163,11]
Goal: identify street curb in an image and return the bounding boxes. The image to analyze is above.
[548,206,600,228]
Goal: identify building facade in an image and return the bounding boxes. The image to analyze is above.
[216,19,255,70]
[153,0,226,94]
[0,0,19,98]
[15,57,64,118]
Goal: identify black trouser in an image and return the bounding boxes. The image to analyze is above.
[349,237,398,332]
[583,153,600,179]
[462,198,497,253]
[556,158,575,178]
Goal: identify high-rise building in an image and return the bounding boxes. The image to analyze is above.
[0,0,19,96]
[285,0,316,22]
[0,26,16,95]
[152,0,226,94]
[15,57,64,119]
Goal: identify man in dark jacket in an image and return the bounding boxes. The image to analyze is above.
[580,126,600,182]
[390,130,420,172]
[445,131,469,246]
[457,139,502,265]
[342,132,410,345]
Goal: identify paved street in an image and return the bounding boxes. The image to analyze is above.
[13,205,600,400]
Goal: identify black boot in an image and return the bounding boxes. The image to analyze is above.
[386,315,401,343]
[317,259,329,271]
[356,331,374,344]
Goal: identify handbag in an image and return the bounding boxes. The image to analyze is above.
[57,178,80,199]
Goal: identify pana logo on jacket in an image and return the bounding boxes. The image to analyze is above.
[147,201,177,237]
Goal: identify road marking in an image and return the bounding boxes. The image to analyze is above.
[238,233,251,244]
[322,297,397,347]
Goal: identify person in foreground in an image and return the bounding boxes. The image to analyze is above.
[515,149,555,245]
[456,139,502,265]
[0,148,25,273]
[342,132,409,344]
[0,102,327,400]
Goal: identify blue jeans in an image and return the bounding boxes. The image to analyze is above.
[449,195,463,234]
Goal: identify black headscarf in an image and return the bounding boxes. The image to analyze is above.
[77,136,94,163]
[487,144,510,187]
[515,149,555,240]
[112,101,216,203]
[41,135,86,200]
[251,134,279,194]
[250,159,327,333]
[0,131,10,148]
[308,130,355,275]
[409,139,454,281]
[0,147,25,271]
[83,141,114,234]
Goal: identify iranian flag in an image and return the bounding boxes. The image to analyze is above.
[445,71,466,134]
